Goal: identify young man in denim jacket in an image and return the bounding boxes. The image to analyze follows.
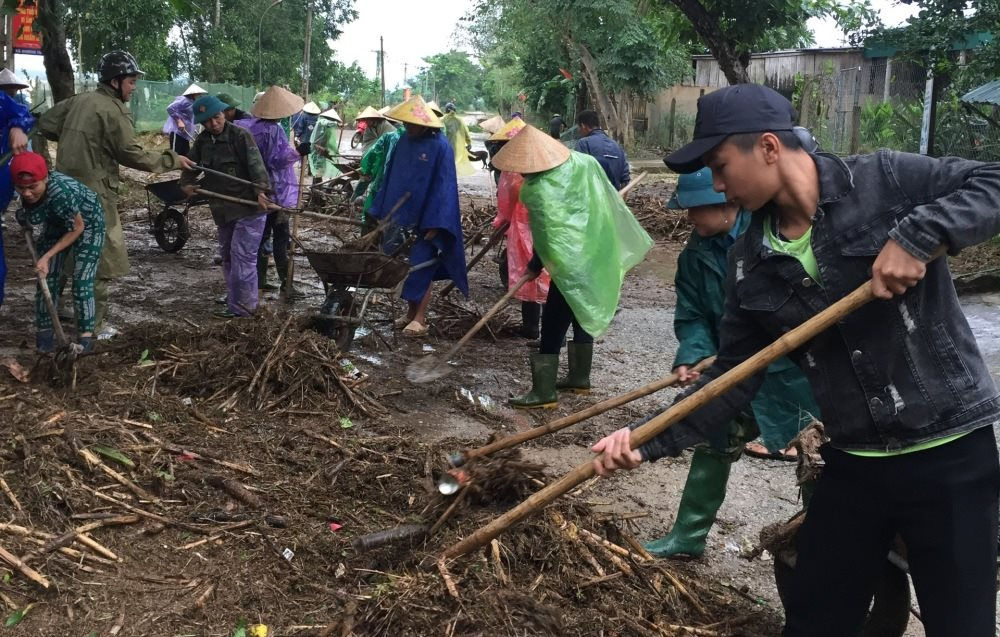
[591,84,1000,637]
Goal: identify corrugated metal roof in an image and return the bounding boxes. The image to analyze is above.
[962,80,1000,106]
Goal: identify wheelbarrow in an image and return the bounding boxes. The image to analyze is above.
[145,178,209,253]
[304,250,411,350]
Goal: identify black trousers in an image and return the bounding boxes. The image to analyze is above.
[169,132,190,157]
[784,424,1000,637]
[539,281,592,354]
[257,212,290,288]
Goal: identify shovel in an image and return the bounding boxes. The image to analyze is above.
[406,271,534,384]
[440,280,879,559]
[23,229,80,368]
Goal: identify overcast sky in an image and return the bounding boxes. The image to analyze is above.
[11,0,919,83]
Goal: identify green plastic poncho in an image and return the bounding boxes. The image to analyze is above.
[442,112,476,177]
[309,117,342,180]
[520,151,653,337]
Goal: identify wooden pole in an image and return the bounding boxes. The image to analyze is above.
[440,281,877,559]
[288,4,313,296]
[451,357,716,466]
[380,36,386,107]
[193,188,361,225]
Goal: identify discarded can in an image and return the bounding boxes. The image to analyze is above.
[437,468,471,495]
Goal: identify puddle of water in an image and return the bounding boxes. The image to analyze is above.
[354,352,383,366]
[458,387,498,412]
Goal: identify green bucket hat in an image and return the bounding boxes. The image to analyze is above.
[193,94,228,124]
[217,92,240,109]
[666,167,728,209]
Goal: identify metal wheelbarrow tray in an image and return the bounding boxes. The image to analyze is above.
[305,250,410,289]
[145,178,210,253]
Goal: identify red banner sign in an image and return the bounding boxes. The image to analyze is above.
[13,0,42,56]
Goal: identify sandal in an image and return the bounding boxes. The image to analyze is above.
[402,320,429,337]
[743,441,797,462]
[394,316,412,328]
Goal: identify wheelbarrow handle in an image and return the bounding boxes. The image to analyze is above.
[192,164,269,191]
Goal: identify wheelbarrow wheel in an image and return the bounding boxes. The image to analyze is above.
[773,557,910,637]
[350,130,363,149]
[154,207,190,253]
[313,289,357,350]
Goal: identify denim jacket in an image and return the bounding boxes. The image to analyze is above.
[639,150,1000,459]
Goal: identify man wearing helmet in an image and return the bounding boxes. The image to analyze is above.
[33,50,195,339]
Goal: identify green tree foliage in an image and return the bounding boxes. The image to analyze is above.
[65,0,180,80]
[410,50,484,109]
[655,0,877,84]
[877,0,999,88]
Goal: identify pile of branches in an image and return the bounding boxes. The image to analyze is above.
[0,385,781,635]
[460,195,497,246]
[430,295,517,340]
[628,193,694,242]
[87,310,387,419]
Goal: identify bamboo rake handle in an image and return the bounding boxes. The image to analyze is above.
[454,356,716,466]
[440,280,877,559]
[618,171,648,198]
[192,188,362,225]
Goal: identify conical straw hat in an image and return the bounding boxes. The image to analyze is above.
[488,117,525,141]
[0,68,28,89]
[251,86,305,120]
[479,115,505,134]
[356,105,384,120]
[492,124,571,174]
[319,107,342,122]
[183,83,207,96]
[303,101,322,115]
[425,100,444,117]
[385,95,443,129]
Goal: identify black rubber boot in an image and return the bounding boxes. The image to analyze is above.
[518,301,540,339]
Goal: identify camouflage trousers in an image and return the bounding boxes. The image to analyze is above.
[36,223,104,333]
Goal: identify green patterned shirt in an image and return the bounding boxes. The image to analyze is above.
[16,171,105,235]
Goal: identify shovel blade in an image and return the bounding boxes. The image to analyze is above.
[406,355,451,384]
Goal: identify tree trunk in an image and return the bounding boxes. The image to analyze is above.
[568,35,625,141]
[35,0,76,103]
[665,0,751,85]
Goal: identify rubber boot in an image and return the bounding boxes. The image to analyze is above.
[276,262,304,301]
[518,301,540,339]
[644,447,732,558]
[258,255,278,291]
[557,341,592,394]
[509,353,559,410]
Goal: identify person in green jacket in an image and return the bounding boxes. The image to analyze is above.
[33,50,194,339]
[645,167,821,558]
[357,121,405,228]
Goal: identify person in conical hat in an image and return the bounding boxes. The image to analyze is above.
[367,94,466,336]
[426,101,444,118]
[309,107,344,181]
[359,104,397,152]
[488,118,550,343]
[0,68,29,105]
[478,114,504,135]
[162,83,208,156]
[0,67,34,310]
[292,101,322,146]
[440,102,476,178]
[237,85,308,300]
[356,113,406,227]
[493,125,652,409]
[485,117,524,183]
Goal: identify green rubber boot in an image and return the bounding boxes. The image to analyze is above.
[509,354,559,410]
[644,447,732,558]
[557,341,592,394]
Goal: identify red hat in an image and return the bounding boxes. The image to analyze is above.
[10,152,48,186]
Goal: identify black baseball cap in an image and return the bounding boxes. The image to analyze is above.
[664,84,796,173]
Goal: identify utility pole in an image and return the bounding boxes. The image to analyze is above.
[301,4,312,99]
[403,62,407,88]
[380,36,386,107]
[214,0,221,27]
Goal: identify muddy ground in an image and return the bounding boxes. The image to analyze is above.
[0,147,998,636]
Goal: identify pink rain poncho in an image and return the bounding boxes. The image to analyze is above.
[494,171,549,303]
